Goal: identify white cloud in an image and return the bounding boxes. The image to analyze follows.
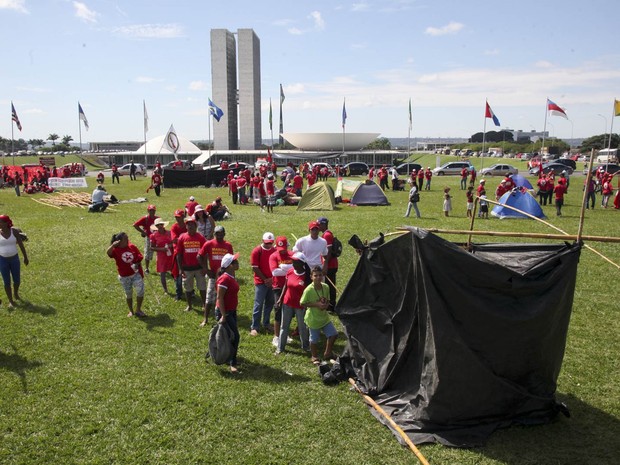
[73,2,98,23]
[0,0,28,14]
[535,60,554,68]
[16,86,49,93]
[288,27,303,35]
[309,11,325,30]
[351,2,370,12]
[284,83,306,95]
[484,48,500,56]
[24,108,43,114]
[273,18,294,27]
[114,24,184,39]
[189,81,208,91]
[425,21,464,36]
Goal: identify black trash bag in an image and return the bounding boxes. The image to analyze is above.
[207,324,234,365]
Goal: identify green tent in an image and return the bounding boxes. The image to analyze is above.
[296,182,336,211]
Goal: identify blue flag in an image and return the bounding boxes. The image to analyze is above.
[342,99,347,128]
[208,99,224,122]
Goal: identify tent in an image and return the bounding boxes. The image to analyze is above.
[492,188,545,219]
[349,181,389,206]
[296,182,336,211]
[337,228,580,447]
[511,174,534,189]
[135,134,202,156]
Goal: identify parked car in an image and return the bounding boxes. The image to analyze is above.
[343,162,369,176]
[591,164,620,175]
[555,158,577,170]
[432,161,473,176]
[311,162,335,177]
[529,163,574,177]
[393,162,423,175]
[118,163,147,176]
[480,164,519,177]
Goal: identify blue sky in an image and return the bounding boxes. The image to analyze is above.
[1,0,619,144]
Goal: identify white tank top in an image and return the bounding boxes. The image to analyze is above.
[0,229,18,257]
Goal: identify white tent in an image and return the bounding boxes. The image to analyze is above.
[135,134,202,155]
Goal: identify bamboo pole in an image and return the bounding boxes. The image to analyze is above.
[348,378,431,465]
[413,228,620,243]
[577,148,596,242]
[31,198,62,209]
[467,196,479,248]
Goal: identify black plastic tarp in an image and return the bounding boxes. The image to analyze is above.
[163,168,233,188]
[337,228,580,447]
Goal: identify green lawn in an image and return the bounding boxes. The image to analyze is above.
[0,171,618,464]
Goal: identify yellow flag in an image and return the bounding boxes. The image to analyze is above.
[615,99,620,117]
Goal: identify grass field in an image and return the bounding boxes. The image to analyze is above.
[0,159,618,465]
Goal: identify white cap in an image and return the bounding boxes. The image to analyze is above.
[189,196,195,201]
[221,253,239,269]
[262,232,275,243]
[292,252,307,263]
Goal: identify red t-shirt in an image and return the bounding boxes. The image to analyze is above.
[230,178,238,193]
[293,175,303,189]
[250,245,276,285]
[554,184,567,200]
[322,229,338,269]
[216,272,239,312]
[170,222,187,242]
[283,268,307,309]
[269,250,294,289]
[151,173,162,187]
[307,173,316,186]
[110,244,143,277]
[237,177,247,189]
[185,201,199,216]
[266,179,275,195]
[176,232,206,269]
[199,239,234,273]
[133,214,159,238]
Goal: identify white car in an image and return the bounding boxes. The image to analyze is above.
[118,163,147,176]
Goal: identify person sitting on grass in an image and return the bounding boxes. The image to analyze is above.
[106,232,146,318]
[300,266,338,366]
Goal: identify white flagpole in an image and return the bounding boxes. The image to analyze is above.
[78,103,83,163]
[541,99,548,155]
[11,113,15,166]
[208,108,212,164]
[608,102,615,152]
[481,106,487,171]
[143,100,148,167]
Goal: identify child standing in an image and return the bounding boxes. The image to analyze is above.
[479,195,489,219]
[300,266,338,365]
[466,186,474,218]
[443,187,452,217]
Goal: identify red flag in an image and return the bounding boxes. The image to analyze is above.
[267,148,273,163]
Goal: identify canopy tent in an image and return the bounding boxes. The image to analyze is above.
[136,134,202,156]
[337,228,580,447]
[511,174,534,189]
[296,182,336,211]
[492,189,545,219]
[349,181,389,206]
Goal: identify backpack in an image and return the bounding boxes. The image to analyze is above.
[410,190,420,203]
[332,236,343,258]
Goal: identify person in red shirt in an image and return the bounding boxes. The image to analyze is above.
[306,170,316,188]
[257,176,267,211]
[106,232,146,318]
[249,232,276,335]
[503,174,515,191]
[170,209,187,300]
[176,217,207,313]
[368,166,375,182]
[266,173,276,213]
[460,166,469,190]
[495,180,507,200]
[469,167,477,187]
[275,252,311,355]
[292,172,303,196]
[133,205,159,274]
[417,168,424,191]
[215,252,241,372]
[149,218,174,294]
[236,175,247,205]
[537,176,549,205]
[230,175,239,204]
[601,174,614,208]
[185,196,199,216]
[425,167,433,190]
[269,236,294,347]
[111,164,120,184]
[554,182,567,216]
[317,217,338,312]
[150,169,162,196]
[198,225,234,327]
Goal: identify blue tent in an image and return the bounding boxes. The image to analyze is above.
[492,189,546,219]
[511,174,533,189]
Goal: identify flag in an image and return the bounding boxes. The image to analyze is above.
[408,98,412,131]
[143,100,149,133]
[208,99,223,122]
[11,102,22,131]
[164,124,180,156]
[280,84,285,105]
[267,147,273,163]
[485,101,500,126]
[547,98,567,119]
[269,98,273,131]
[342,98,347,128]
[614,99,620,117]
[78,102,89,130]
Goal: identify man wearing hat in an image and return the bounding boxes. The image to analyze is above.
[176,216,207,313]
[198,225,234,327]
[249,232,276,336]
[269,236,294,346]
[133,205,159,274]
[317,217,338,311]
[185,196,199,216]
[425,167,433,190]
[293,221,328,269]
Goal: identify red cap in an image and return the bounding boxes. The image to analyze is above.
[174,209,185,217]
[147,204,156,211]
[275,236,288,250]
[308,221,320,230]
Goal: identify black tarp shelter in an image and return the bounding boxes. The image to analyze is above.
[337,228,580,447]
[163,167,242,188]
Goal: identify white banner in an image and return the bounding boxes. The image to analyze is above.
[48,177,88,189]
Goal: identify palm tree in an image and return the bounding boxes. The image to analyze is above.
[48,133,59,146]
[62,135,73,145]
[28,139,45,149]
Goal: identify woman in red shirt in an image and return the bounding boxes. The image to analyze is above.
[106,232,146,318]
[275,252,311,355]
[216,253,241,372]
[149,219,174,294]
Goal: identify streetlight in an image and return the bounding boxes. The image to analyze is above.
[597,114,608,148]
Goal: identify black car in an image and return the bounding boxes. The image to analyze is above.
[555,158,577,170]
[591,163,620,175]
[393,162,423,175]
[343,162,369,176]
[529,163,574,176]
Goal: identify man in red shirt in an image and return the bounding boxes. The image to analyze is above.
[317,216,338,312]
[249,232,276,336]
[198,225,234,327]
[306,170,316,188]
[424,167,433,190]
[230,175,239,204]
[269,236,294,347]
[266,173,276,213]
[460,166,469,190]
[151,169,162,196]
[554,182,567,216]
[176,216,207,313]
[133,205,159,274]
[185,196,199,216]
[170,209,187,300]
[111,164,120,184]
[292,172,303,196]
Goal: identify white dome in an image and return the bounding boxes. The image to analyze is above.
[282,132,380,151]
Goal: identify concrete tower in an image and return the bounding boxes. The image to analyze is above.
[237,29,262,150]
[210,29,238,150]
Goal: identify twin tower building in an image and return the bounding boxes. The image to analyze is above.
[211,28,262,151]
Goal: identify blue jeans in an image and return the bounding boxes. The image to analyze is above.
[215,309,239,366]
[278,304,309,353]
[405,202,420,218]
[0,254,20,287]
[251,283,274,330]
